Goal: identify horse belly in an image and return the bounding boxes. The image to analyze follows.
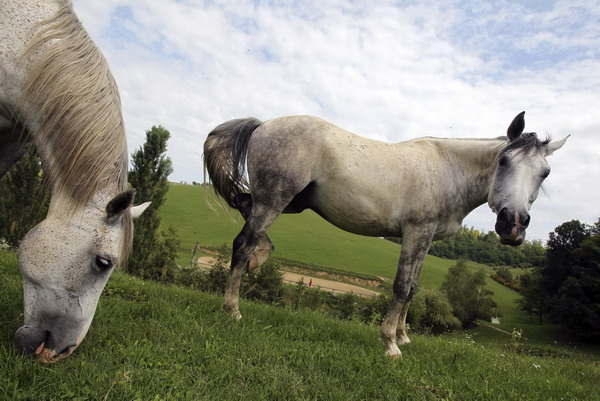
[309,188,399,237]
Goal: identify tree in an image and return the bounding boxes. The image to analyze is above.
[517,271,548,324]
[543,220,591,294]
[127,126,178,280]
[0,152,49,246]
[550,224,600,339]
[441,259,498,328]
[495,266,513,283]
[408,287,461,334]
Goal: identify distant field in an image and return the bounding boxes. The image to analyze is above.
[162,183,461,284]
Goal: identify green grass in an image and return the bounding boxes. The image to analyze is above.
[162,183,474,284]
[1,250,599,400]
[160,183,600,354]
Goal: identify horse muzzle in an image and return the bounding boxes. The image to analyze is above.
[15,325,78,363]
[495,207,530,246]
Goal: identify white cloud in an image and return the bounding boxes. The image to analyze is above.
[71,0,600,242]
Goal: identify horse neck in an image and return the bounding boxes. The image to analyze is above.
[15,1,129,215]
[443,138,506,213]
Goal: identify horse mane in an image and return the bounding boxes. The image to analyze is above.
[499,132,551,158]
[20,2,132,263]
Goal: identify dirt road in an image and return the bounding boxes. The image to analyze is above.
[197,256,379,298]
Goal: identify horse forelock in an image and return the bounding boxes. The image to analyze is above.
[20,2,128,215]
[499,132,551,159]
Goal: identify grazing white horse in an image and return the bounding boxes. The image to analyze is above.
[1,0,149,362]
[204,112,568,357]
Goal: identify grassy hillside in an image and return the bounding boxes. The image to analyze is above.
[160,183,590,351]
[162,183,462,284]
[1,250,598,400]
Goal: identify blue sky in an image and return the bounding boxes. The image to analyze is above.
[73,0,600,242]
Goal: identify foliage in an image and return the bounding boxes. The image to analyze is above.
[517,271,548,324]
[410,226,546,268]
[441,259,499,328]
[408,287,462,334]
[495,266,513,283]
[244,261,285,303]
[548,221,600,339]
[518,219,600,340]
[491,266,524,293]
[543,219,591,294]
[0,152,48,246]
[127,126,177,280]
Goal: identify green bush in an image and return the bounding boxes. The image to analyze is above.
[442,259,499,328]
[243,260,285,303]
[408,288,461,334]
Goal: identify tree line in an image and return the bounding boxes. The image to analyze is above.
[388,226,546,268]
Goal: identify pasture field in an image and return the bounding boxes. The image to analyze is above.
[161,183,597,352]
[162,183,477,284]
[1,250,599,400]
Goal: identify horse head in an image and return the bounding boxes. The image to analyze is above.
[488,112,569,246]
[15,189,150,363]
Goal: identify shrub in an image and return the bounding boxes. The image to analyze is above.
[408,288,461,334]
[442,259,499,328]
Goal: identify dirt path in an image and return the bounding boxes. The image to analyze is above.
[197,256,380,298]
[283,272,379,297]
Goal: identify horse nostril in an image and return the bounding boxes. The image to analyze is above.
[522,214,531,228]
[498,207,509,219]
[15,326,48,355]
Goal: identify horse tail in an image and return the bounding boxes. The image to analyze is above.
[203,118,263,209]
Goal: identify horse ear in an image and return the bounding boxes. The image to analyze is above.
[131,202,151,220]
[546,134,570,156]
[106,189,136,223]
[507,111,525,141]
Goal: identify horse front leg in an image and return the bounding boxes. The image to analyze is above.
[380,226,435,357]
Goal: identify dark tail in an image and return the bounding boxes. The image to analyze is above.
[203,118,263,209]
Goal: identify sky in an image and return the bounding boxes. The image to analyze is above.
[71,0,600,243]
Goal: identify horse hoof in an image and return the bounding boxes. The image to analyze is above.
[385,348,402,359]
[223,307,242,320]
[396,336,411,346]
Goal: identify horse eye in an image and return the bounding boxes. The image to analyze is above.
[95,256,114,272]
[541,170,550,179]
[498,156,508,167]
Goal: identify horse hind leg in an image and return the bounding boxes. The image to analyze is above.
[234,193,274,272]
[223,195,287,319]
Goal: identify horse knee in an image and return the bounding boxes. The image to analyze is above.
[248,236,274,272]
[232,230,256,268]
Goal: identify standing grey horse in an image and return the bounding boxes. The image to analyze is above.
[1,0,149,362]
[204,112,568,356]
